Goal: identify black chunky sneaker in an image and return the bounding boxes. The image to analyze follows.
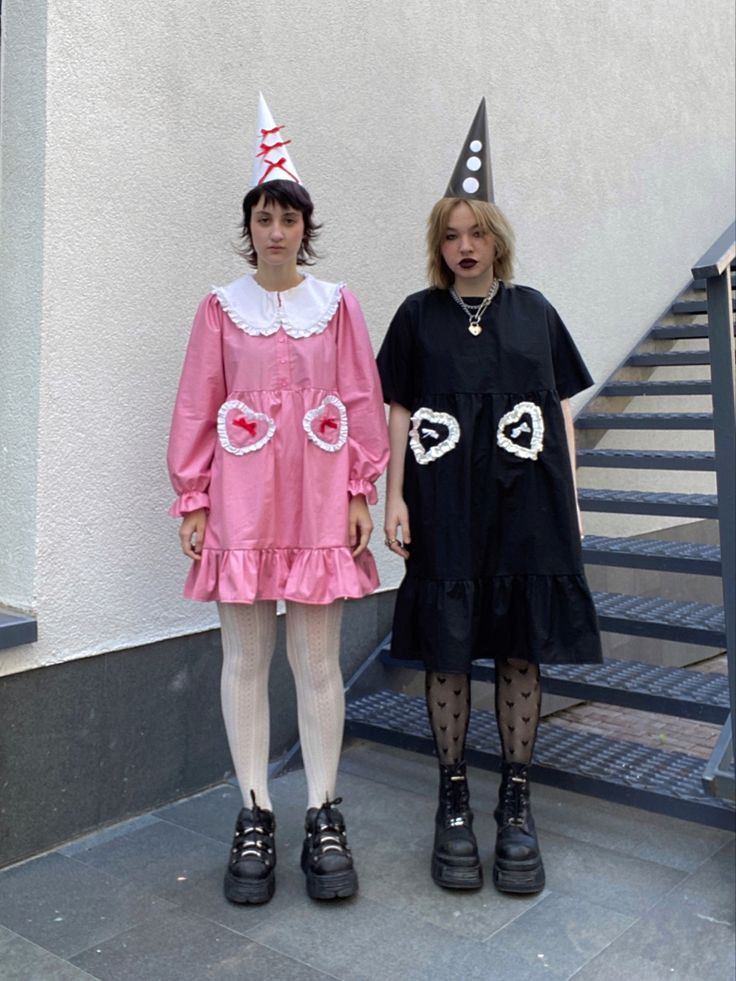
[301,796,358,900]
[492,762,545,894]
[431,760,483,890]
[223,790,276,905]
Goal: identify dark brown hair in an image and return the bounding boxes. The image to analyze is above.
[238,180,321,267]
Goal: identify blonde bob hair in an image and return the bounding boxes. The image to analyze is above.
[426,198,515,289]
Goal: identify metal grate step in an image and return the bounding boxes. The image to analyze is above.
[577,412,713,430]
[379,643,729,723]
[345,690,735,829]
[577,448,716,470]
[671,298,736,314]
[582,534,721,575]
[577,488,718,518]
[627,351,710,366]
[649,323,736,340]
[600,380,712,397]
[592,590,725,646]
[692,273,736,290]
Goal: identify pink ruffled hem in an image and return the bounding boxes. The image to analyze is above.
[168,491,210,517]
[183,546,380,604]
[348,479,378,505]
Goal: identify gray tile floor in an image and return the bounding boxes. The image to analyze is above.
[0,741,733,980]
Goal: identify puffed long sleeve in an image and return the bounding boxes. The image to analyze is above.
[335,288,389,504]
[167,293,226,516]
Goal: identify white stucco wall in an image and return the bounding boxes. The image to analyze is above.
[1,0,734,676]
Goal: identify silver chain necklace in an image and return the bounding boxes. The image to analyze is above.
[449,278,499,336]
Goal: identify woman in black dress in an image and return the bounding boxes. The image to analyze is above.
[377,100,602,895]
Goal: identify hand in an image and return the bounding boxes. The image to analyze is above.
[383,494,411,559]
[349,494,373,558]
[179,508,207,561]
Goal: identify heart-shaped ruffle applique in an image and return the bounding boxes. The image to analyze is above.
[409,408,460,465]
[217,400,276,456]
[496,401,544,460]
[302,395,348,452]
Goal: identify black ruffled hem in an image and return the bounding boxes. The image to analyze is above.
[390,573,602,673]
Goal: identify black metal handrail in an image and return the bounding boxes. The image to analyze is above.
[692,221,736,799]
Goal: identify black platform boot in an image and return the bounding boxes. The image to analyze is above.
[431,761,483,890]
[223,790,276,905]
[492,763,545,894]
[301,796,358,900]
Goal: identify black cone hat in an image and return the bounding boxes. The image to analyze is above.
[444,98,494,202]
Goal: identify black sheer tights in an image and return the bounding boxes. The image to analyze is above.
[425,672,471,766]
[426,658,541,767]
[494,658,541,764]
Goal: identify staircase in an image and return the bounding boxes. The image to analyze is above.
[345,227,736,830]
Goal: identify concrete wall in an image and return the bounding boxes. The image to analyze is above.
[1,0,734,677]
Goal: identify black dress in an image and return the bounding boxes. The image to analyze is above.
[376,283,603,673]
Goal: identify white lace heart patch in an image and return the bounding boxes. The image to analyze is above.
[302,395,348,452]
[409,408,460,465]
[496,401,544,460]
[217,400,276,456]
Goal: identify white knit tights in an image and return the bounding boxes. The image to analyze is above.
[218,600,345,812]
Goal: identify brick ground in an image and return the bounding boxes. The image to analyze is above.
[547,653,728,760]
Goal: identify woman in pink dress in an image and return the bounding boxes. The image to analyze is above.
[168,96,388,906]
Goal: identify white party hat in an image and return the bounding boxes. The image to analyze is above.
[251,92,301,187]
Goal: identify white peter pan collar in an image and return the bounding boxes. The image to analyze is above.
[212,273,344,339]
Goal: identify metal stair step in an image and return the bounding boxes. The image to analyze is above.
[650,324,710,340]
[626,351,710,366]
[600,379,712,397]
[578,488,718,518]
[582,534,721,575]
[379,643,729,722]
[650,323,736,339]
[344,690,735,829]
[692,273,736,290]
[577,412,713,430]
[577,448,716,470]
[592,590,725,646]
[671,298,736,314]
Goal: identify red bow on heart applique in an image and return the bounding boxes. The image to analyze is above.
[233,416,257,437]
[319,417,339,434]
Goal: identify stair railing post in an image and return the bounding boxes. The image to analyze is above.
[692,222,736,756]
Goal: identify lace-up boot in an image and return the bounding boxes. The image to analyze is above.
[301,796,358,900]
[431,761,482,890]
[492,762,545,894]
[224,790,276,904]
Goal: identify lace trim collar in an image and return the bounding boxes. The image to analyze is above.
[212,273,344,338]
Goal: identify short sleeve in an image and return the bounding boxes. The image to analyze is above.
[546,301,594,399]
[376,301,416,409]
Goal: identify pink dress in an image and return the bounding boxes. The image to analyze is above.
[167,273,390,604]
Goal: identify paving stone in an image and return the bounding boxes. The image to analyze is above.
[70,907,332,981]
[572,901,735,981]
[479,892,634,978]
[0,852,174,959]
[239,893,515,981]
[658,837,735,926]
[59,814,161,857]
[539,828,687,916]
[154,784,242,844]
[67,819,227,903]
[0,930,99,980]
[173,862,307,935]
